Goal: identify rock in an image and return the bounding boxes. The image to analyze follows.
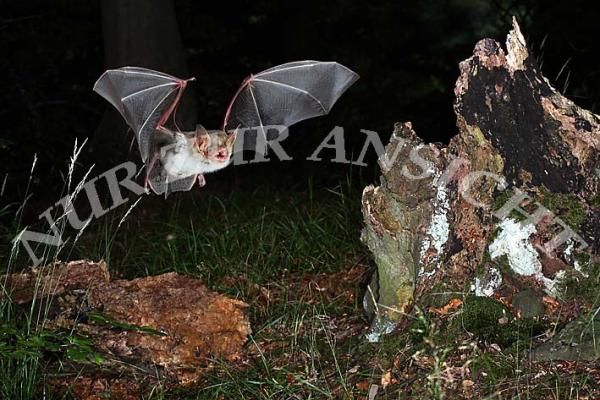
[530,313,600,361]
[512,289,544,319]
[361,18,598,339]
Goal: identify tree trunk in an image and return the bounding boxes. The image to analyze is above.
[362,18,599,349]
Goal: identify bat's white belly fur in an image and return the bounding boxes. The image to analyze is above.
[161,142,230,178]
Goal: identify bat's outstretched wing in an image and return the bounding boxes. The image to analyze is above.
[222,61,358,150]
[93,67,193,162]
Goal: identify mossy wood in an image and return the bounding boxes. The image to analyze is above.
[362,18,599,344]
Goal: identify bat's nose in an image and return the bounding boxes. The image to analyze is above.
[211,149,229,163]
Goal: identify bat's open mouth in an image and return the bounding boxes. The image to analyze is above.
[214,150,229,163]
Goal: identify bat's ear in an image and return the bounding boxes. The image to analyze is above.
[195,125,210,151]
[226,129,237,148]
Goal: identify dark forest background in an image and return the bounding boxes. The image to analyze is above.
[2,0,600,226]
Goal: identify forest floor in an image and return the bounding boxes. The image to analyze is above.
[1,176,599,399]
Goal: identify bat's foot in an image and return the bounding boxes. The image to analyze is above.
[197,174,206,187]
[143,171,154,195]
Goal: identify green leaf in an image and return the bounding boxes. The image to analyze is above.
[91,352,105,365]
[66,347,90,363]
[87,312,165,336]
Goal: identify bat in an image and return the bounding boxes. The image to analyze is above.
[93,61,359,194]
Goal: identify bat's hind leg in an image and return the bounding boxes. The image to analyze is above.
[144,152,161,190]
[197,174,206,187]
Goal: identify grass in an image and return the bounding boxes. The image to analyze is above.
[0,155,378,398]
[73,179,379,399]
[1,154,599,399]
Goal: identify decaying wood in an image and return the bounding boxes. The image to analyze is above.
[3,260,251,397]
[87,272,250,372]
[1,259,109,304]
[362,18,599,343]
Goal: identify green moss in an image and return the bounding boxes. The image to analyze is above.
[493,255,511,276]
[474,263,485,278]
[561,258,600,305]
[575,253,592,266]
[507,318,545,351]
[458,296,512,344]
[539,188,587,229]
[493,190,513,211]
[495,187,589,228]
[492,190,528,221]
[452,296,543,348]
[420,282,455,309]
[489,226,501,242]
[481,250,493,265]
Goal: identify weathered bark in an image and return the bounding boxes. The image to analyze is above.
[92,0,197,166]
[362,18,599,344]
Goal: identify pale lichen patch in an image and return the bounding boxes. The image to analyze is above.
[489,218,570,294]
[564,240,590,278]
[506,17,528,74]
[489,219,542,276]
[365,317,397,343]
[541,270,567,298]
[419,175,450,276]
[470,267,502,297]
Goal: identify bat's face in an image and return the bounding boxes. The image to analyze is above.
[195,129,236,165]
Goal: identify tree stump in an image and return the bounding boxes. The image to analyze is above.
[362,18,599,346]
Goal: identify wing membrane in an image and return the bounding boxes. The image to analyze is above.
[93,67,187,161]
[223,61,359,151]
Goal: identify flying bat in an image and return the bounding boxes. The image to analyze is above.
[93,61,359,194]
